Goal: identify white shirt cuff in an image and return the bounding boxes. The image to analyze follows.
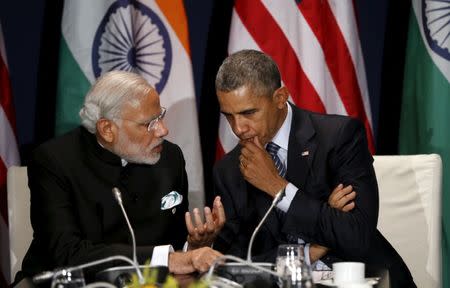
[304,243,312,265]
[276,182,298,212]
[150,245,174,267]
[182,241,189,252]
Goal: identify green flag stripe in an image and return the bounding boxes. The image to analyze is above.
[400,10,450,288]
[55,36,91,135]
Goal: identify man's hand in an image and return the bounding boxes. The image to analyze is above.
[185,196,226,249]
[309,244,329,263]
[168,247,223,274]
[239,137,288,197]
[308,184,355,263]
[328,184,356,212]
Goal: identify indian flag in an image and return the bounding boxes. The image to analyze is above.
[57,0,204,209]
[399,1,450,287]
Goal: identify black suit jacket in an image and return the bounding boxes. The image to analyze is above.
[20,127,188,279]
[213,105,415,287]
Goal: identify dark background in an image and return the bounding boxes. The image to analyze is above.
[0,0,409,197]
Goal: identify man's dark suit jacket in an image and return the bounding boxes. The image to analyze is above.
[213,104,415,287]
[19,127,188,280]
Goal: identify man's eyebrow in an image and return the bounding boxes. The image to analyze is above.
[220,108,258,116]
[239,108,257,115]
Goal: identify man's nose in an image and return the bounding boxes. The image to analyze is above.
[232,117,248,136]
[154,120,169,137]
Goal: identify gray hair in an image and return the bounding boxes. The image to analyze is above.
[79,70,154,133]
[215,49,281,97]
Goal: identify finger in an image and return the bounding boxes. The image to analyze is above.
[253,136,264,149]
[185,212,198,236]
[202,251,223,272]
[193,208,205,234]
[342,201,355,212]
[239,155,248,169]
[341,185,353,195]
[345,190,356,201]
[240,145,254,158]
[331,184,344,196]
[330,184,352,202]
[213,196,226,227]
[335,191,356,209]
[242,140,261,154]
[204,207,215,233]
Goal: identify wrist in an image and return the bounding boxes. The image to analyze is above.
[168,251,194,274]
[269,177,288,197]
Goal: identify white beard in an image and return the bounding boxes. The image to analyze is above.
[113,130,163,165]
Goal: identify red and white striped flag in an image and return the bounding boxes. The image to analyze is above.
[0,22,20,285]
[217,0,375,157]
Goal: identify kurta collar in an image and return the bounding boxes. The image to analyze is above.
[80,126,123,166]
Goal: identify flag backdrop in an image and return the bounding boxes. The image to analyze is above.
[57,0,204,209]
[0,22,20,285]
[216,0,375,157]
[399,1,450,287]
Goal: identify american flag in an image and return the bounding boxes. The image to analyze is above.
[216,0,375,157]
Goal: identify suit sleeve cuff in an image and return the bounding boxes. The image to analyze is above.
[276,182,298,212]
[150,245,174,267]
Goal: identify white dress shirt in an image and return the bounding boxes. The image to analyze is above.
[268,104,329,269]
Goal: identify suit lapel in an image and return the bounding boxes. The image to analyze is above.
[248,182,282,241]
[286,104,317,190]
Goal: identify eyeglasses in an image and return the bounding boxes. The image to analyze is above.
[115,107,166,132]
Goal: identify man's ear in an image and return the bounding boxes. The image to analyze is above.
[96,118,116,144]
[273,86,289,109]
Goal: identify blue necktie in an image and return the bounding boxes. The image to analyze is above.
[266,142,286,177]
[266,142,289,223]
[267,143,298,244]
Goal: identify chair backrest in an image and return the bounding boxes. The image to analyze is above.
[7,166,32,281]
[373,154,442,288]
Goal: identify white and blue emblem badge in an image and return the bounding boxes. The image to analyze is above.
[161,191,183,213]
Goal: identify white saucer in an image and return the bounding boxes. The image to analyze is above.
[315,277,379,286]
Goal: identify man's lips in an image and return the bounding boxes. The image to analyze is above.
[152,143,163,153]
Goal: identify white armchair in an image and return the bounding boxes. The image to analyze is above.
[373,154,442,288]
[7,166,32,282]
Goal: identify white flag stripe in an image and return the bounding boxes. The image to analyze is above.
[261,0,348,116]
[218,114,239,153]
[0,107,19,168]
[62,0,111,82]
[228,10,261,53]
[327,0,373,128]
[150,1,204,206]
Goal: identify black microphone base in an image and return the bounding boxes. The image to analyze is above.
[214,262,278,287]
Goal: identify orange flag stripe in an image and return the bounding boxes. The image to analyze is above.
[155,0,191,56]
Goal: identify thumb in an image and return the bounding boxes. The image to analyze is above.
[253,136,264,149]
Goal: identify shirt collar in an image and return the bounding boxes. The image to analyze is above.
[270,103,292,151]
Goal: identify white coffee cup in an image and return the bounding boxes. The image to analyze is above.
[332,262,365,284]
